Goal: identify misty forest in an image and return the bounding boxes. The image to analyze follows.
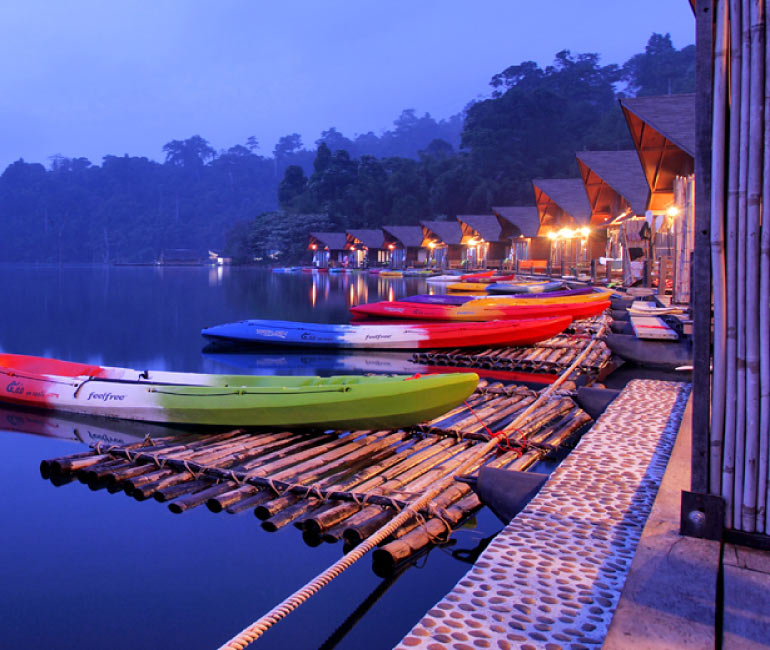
[0,34,694,264]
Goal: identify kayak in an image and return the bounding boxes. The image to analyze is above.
[426,274,465,284]
[379,270,403,277]
[485,280,566,294]
[351,299,611,322]
[401,294,477,305]
[460,270,494,280]
[485,286,594,299]
[0,353,478,429]
[447,282,497,292]
[201,317,572,349]
[470,288,613,307]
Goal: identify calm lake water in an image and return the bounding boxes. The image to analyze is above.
[0,265,503,650]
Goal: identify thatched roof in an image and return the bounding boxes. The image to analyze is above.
[620,94,695,157]
[532,179,591,225]
[382,225,425,248]
[492,206,541,238]
[347,229,384,249]
[309,232,347,250]
[456,215,503,242]
[576,150,650,217]
[421,220,462,245]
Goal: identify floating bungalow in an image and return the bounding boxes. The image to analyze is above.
[576,150,651,283]
[420,220,464,268]
[620,93,695,300]
[491,206,548,271]
[346,229,388,268]
[307,232,347,268]
[456,214,508,269]
[381,225,427,268]
[531,178,597,274]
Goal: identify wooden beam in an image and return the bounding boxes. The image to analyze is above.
[691,0,715,497]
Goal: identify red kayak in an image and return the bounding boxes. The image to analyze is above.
[351,299,610,322]
[460,270,495,281]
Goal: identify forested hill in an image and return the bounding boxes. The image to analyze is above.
[0,34,693,264]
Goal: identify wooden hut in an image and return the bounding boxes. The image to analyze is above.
[456,214,506,269]
[346,229,387,268]
[308,232,347,268]
[492,206,549,271]
[532,178,595,274]
[577,150,651,284]
[621,94,695,300]
[420,220,463,269]
[381,225,427,268]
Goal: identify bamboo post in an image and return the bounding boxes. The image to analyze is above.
[761,0,770,533]
[723,0,743,513]
[742,0,765,531]
[710,0,729,499]
[733,0,753,529]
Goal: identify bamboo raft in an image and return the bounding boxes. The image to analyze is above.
[412,316,612,379]
[40,379,593,575]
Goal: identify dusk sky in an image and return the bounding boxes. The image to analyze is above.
[1,1,694,170]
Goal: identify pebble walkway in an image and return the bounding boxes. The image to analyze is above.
[394,379,691,650]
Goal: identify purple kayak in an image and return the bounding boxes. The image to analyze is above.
[497,286,595,299]
[402,294,476,305]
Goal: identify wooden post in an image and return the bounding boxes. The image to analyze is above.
[690,0,716,500]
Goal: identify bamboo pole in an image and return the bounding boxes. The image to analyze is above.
[742,0,765,531]
[733,0,753,529]
[710,0,729,499]
[761,0,770,533]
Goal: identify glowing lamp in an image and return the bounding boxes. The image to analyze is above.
[547,231,558,240]
[558,227,575,239]
[310,243,317,250]
[428,241,436,249]
[666,205,680,218]
[579,227,590,238]
[388,243,395,250]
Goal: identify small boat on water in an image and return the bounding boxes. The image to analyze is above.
[201,317,572,349]
[485,280,566,294]
[426,274,465,284]
[350,297,610,322]
[0,353,478,429]
[379,270,403,277]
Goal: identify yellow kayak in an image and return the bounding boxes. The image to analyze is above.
[472,288,614,307]
[379,270,403,277]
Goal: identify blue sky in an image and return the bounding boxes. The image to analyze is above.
[0,0,694,169]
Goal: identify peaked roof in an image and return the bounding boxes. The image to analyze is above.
[309,232,347,250]
[576,150,650,217]
[382,225,425,248]
[346,229,384,249]
[492,206,541,238]
[532,179,591,225]
[456,215,503,242]
[620,93,695,157]
[421,220,463,245]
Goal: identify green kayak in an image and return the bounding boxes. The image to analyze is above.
[0,353,479,430]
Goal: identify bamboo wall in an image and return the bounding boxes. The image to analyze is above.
[707,0,770,535]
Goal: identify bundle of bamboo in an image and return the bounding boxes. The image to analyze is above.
[707,0,770,535]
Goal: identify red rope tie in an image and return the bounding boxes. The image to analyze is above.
[462,400,523,455]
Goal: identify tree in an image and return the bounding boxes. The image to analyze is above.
[622,33,695,96]
[278,165,308,209]
[162,135,216,168]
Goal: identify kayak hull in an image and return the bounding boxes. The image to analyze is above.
[201,317,572,349]
[0,354,478,429]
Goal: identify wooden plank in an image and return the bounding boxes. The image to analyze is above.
[631,315,680,340]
